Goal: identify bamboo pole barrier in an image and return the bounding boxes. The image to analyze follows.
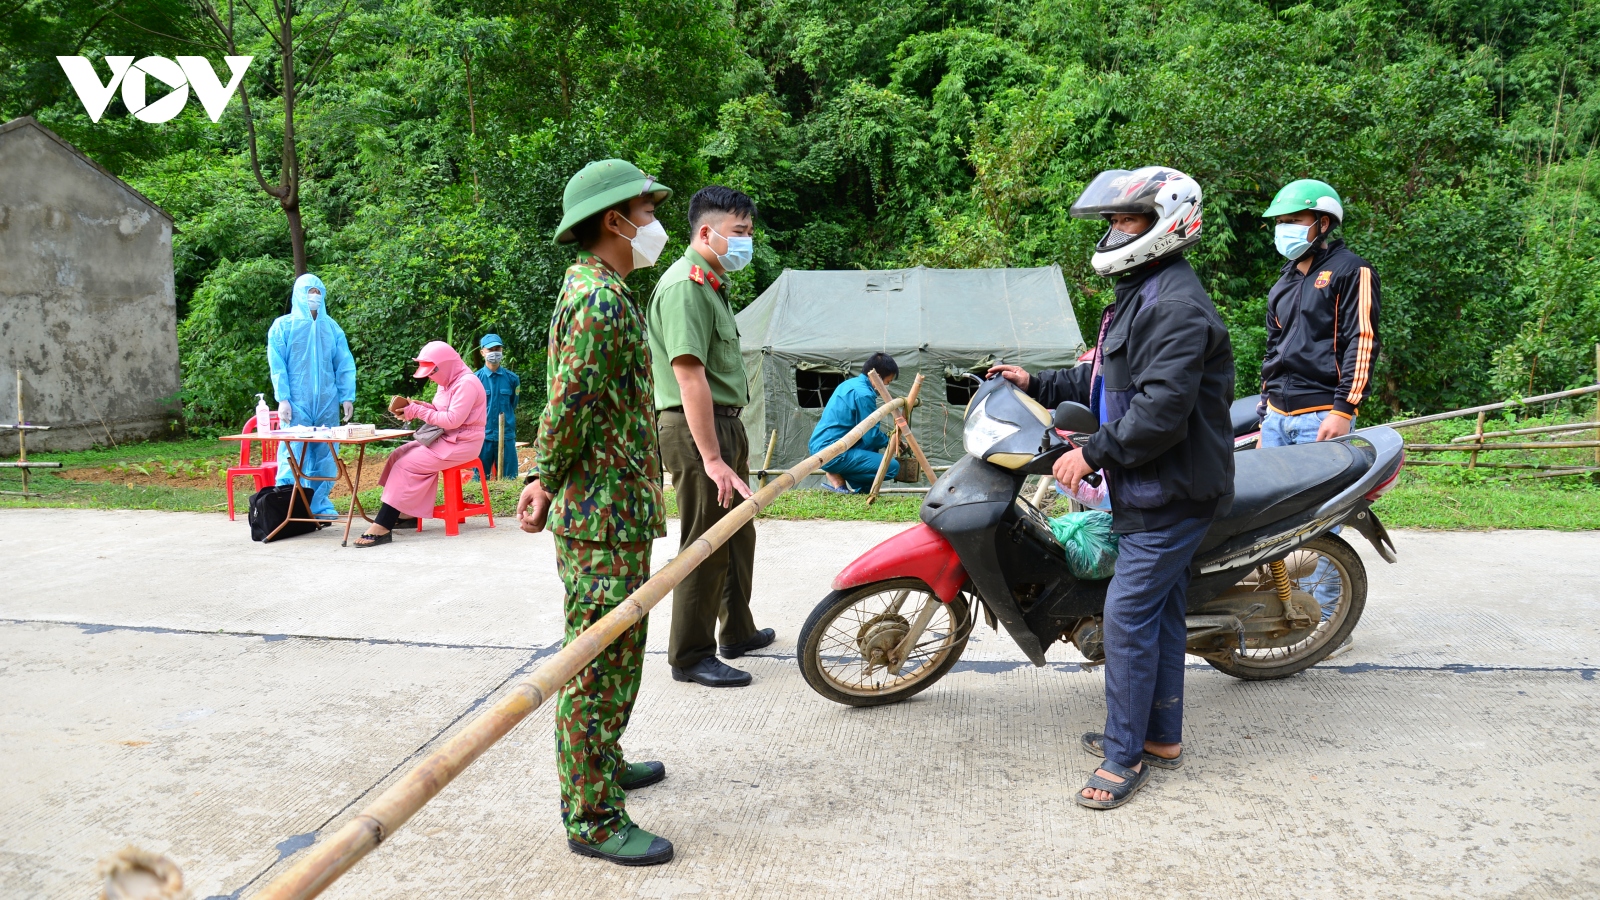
[1448,420,1600,442]
[1594,344,1599,468]
[1387,383,1600,429]
[867,371,935,486]
[864,429,900,505]
[1030,476,1055,508]
[1501,466,1600,480]
[1407,459,1597,470]
[1406,440,1600,451]
[250,397,909,900]
[497,414,505,480]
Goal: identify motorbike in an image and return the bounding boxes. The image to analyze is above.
[797,375,1404,707]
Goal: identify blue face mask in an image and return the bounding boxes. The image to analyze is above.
[713,229,754,272]
[1275,223,1313,260]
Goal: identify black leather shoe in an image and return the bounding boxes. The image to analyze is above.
[671,656,753,687]
[617,760,665,790]
[719,627,776,659]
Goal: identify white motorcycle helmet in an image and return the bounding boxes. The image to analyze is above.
[1070,167,1203,276]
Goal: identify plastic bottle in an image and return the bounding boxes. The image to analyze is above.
[256,394,272,436]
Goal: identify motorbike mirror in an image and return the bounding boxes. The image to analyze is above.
[1052,402,1097,433]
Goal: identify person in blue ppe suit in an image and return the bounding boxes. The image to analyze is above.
[474,333,520,479]
[267,273,357,518]
[809,353,900,493]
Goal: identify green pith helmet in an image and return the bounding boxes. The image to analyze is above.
[1262,179,1344,223]
[553,159,673,244]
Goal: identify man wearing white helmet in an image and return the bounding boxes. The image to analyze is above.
[989,166,1235,809]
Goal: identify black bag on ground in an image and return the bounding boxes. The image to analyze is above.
[248,484,319,542]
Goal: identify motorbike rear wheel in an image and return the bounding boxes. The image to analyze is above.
[798,578,972,707]
[1205,534,1366,681]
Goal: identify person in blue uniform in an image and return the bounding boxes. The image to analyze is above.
[267,273,357,518]
[475,333,520,479]
[809,353,899,493]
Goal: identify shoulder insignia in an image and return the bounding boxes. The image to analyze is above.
[1314,270,1333,289]
[688,264,721,290]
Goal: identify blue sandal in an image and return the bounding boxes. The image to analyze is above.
[1075,757,1152,810]
[1081,732,1184,769]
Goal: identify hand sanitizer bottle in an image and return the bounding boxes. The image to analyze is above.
[256,394,272,436]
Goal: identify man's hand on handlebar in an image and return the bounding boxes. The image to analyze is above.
[986,363,1032,391]
[1052,446,1094,494]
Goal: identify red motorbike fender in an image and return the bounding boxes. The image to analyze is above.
[830,523,967,602]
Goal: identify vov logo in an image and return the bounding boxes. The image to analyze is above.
[56,56,254,124]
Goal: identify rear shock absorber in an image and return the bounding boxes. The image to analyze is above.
[1268,560,1310,626]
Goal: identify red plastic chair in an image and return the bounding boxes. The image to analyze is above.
[227,413,281,520]
[418,458,496,536]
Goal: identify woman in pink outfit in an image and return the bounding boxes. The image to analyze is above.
[355,341,487,548]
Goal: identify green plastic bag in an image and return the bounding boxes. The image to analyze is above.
[1048,510,1120,580]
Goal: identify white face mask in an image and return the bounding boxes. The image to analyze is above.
[484,350,503,365]
[306,291,322,312]
[620,215,669,268]
[711,227,754,272]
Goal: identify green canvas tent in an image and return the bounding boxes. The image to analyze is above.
[737,266,1085,474]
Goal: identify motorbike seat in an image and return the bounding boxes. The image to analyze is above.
[1204,440,1373,548]
[1230,394,1262,437]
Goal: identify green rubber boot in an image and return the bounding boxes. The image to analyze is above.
[617,760,666,791]
[568,824,674,866]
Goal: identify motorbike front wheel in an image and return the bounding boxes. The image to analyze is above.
[798,578,972,707]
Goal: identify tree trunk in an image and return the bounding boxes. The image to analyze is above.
[280,0,305,276]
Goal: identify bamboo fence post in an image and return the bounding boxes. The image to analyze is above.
[759,429,777,488]
[1593,343,1599,468]
[248,397,908,900]
[1387,383,1600,429]
[1030,476,1055,508]
[1468,411,1486,470]
[867,371,935,485]
[864,430,900,505]
[497,414,505,480]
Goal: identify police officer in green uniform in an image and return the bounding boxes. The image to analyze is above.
[516,159,674,866]
[647,185,775,688]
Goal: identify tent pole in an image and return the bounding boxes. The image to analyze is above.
[759,429,777,488]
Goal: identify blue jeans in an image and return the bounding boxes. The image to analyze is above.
[1101,516,1211,770]
[820,446,898,492]
[1259,409,1351,619]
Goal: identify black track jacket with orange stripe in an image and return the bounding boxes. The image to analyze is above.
[1260,239,1381,420]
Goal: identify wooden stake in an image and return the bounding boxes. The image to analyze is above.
[249,396,910,900]
[497,413,505,480]
[16,369,27,498]
[1468,410,1486,470]
[867,371,934,486]
[759,429,777,488]
[1593,343,1599,468]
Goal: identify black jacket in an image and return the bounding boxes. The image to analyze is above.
[1260,239,1381,419]
[1029,256,1235,534]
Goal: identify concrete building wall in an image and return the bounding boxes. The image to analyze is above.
[0,118,180,453]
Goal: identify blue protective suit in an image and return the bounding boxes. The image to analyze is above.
[808,373,898,491]
[474,364,520,478]
[267,273,357,517]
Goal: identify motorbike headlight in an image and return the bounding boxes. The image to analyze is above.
[963,396,1021,458]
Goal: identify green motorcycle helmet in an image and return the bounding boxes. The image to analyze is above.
[1262,179,1344,224]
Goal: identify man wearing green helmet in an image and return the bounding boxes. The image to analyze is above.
[1258,179,1382,650]
[515,158,676,866]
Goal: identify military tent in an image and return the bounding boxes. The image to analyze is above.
[737,266,1085,474]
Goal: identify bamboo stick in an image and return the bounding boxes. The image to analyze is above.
[865,429,900,505]
[1594,343,1599,468]
[1407,459,1594,470]
[1387,383,1600,429]
[1467,411,1486,470]
[758,429,777,489]
[497,414,505,480]
[1448,420,1600,442]
[251,397,909,900]
[1406,440,1600,451]
[867,371,935,486]
[1030,476,1055,508]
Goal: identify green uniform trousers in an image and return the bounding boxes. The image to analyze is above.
[554,536,650,844]
[658,410,758,669]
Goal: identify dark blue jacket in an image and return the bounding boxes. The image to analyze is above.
[809,374,890,455]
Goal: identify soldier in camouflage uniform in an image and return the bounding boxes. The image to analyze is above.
[516,159,675,867]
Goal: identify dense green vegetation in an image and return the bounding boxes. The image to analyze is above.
[3,0,1598,434]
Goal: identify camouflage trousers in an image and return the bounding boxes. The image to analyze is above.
[554,536,650,844]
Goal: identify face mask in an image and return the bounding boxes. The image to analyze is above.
[306,291,322,312]
[620,215,669,268]
[485,351,503,365]
[1275,223,1314,260]
[712,228,754,272]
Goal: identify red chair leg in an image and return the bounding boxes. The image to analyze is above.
[443,466,463,536]
[478,466,495,528]
[226,476,236,521]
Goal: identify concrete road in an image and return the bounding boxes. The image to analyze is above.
[1,508,1596,899]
